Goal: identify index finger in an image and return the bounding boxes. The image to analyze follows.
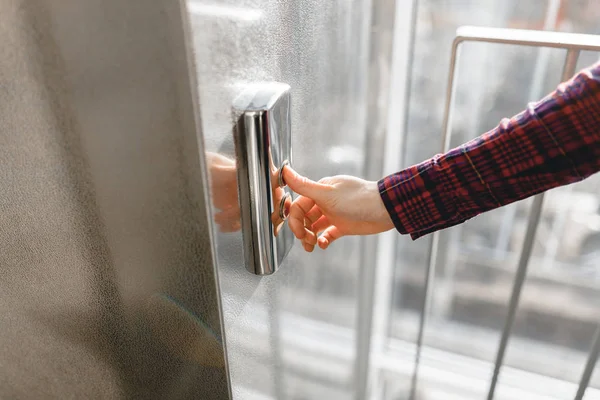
[288,195,315,240]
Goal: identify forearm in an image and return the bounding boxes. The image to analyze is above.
[379,62,600,239]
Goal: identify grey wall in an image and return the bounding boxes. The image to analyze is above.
[0,1,228,398]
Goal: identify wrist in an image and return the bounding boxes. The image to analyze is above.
[369,180,394,231]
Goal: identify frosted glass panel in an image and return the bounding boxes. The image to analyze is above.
[186,1,374,398]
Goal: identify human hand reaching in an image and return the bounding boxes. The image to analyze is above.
[282,166,394,252]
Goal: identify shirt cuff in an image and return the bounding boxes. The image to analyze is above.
[377,155,458,239]
[378,145,499,239]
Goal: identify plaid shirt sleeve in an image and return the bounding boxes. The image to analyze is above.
[379,62,600,240]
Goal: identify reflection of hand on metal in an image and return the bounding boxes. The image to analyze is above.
[207,152,292,235]
[206,152,241,233]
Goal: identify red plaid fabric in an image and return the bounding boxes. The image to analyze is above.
[379,62,600,240]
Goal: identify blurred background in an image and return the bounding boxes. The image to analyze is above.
[389,1,600,399]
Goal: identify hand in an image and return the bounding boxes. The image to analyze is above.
[282,166,394,252]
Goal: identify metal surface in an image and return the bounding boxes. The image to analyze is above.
[575,324,600,400]
[413,26,600,400]
[456,26,600,51]
[233,83,294,276]
[486,193,546,399]
[278,160,290,188]
[279,193,291,220]
[0,1,229,399]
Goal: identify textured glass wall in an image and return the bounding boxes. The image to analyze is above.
[186,1,378,398]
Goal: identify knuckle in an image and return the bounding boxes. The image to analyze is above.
[299,176,310,186]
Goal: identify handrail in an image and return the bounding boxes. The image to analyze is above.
[456,26,600,51]
[412,26,600,400]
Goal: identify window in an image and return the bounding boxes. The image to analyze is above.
[387,1,600,398]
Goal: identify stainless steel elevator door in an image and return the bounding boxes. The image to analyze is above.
[0,1,228,399]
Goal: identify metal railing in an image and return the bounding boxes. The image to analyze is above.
[412,26,600,400]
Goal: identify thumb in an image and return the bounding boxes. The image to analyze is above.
[282,166,330,199]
